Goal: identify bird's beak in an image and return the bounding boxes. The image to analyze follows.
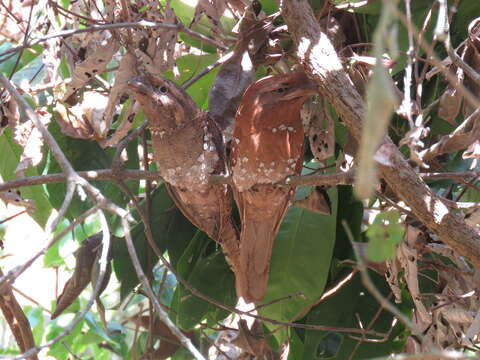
[283,74,318,100]
[128,76,154,97]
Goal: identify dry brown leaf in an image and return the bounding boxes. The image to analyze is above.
[12,108,51,177]
[134,3,178,76]
[52,234,108,319]
[304,98,335,161]
[463,139,480,160]
[0,92,18,136]
[295,187,331,215]
[132,315,196,360]
[0,268,39,359]
[0,189,35,210]
[54,91,110,140]
[231,319,275,357]
[462,18,480,117]
[190,0,226,37]
[99,101,140,148]
[102,52,138,135]
[438,85,462,126]
[62,34,120,123]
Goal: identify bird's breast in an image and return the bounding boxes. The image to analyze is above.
[231,114,304,191]
[151,123,219,187]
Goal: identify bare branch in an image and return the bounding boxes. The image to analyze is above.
[0,20,227,62]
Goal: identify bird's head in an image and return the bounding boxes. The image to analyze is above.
[128,73,200,134]
[241,72,318,109]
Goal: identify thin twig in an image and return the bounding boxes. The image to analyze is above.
[122,185,388,337]
[393,7,480,110]
[0,210,28,225]
[253,292,305,311]
[46,181,75,237]
[419,107,480,162]
[182,50,234,89]
[121,217,206,360]
[341,220,423,340]
[11,286,51,314]
[0,206,99,291]
[0,20,227,62]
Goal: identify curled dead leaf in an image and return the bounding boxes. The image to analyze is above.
[438,85,462,126]
[54,91,110,140]
[12,108,51,177]
[62,34,119,106]
[102,53,138,138]
[303,98,335,161]
[295,187,331,215]
[0,189,35,211]
[52,234,110,319]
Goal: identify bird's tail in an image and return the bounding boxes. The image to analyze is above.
[236,217,278,303]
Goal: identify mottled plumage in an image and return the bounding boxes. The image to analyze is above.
[128,73,240,271]
[231,72,317,302]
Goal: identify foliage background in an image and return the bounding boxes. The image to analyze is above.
[0,0,479,359]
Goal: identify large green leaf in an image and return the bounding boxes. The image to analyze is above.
[11,55,46,87]
[0,128,52,226]
[259,187,338,331]
[112,184,196,299]
[45,121,136,222]
[452,1,480,39]
[176,251,236,330]
[165,54,219,110]
[333,186,364,262]
[301,274,404,360]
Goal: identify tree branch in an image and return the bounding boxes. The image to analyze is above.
[281,1,480,268]
[0,20,227,62]
[2,168,478,193]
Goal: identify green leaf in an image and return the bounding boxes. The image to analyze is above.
[366,210,404,262]
[46,317,84,358]
[165,210,199,268]
[259,187,338,338]
[452,1,480,39]
[165,54,219,109]
[0,128,52,226]
[258,0,277,14]
[43,220,70,267]
[176,251,236,330]
[45,121,136,222]
[25,306,45,344]
[302,274,404,359]
[173,231,211,280]
[112,185,197,299]
[83,311,112,342]
[0,43,19,75]
[11,55,46,87]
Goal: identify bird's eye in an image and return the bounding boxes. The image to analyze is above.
[276,87,288,93]
[159,86,168,93]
